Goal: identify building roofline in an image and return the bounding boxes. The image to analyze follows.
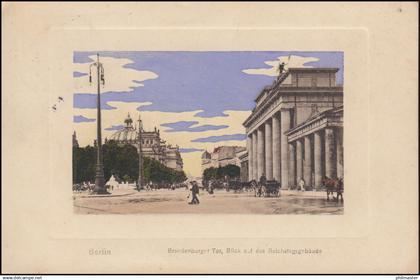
[285,105,343,136]
[254,72,290,103]
[288,67,339,73]
[249,67,341,122]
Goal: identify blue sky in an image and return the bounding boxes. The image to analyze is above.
[74,51,343,117]
[161,121,229,132]
[73,51,343,176]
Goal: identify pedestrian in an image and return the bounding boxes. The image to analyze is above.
[189,181,200,205]
[208,181,214,195]
[259,173,267,187]
[299,178,305,192]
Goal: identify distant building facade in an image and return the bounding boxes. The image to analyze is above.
[201,146,246,173]
[238,150,249,182]
[107,114,183,172]
[243,67,344,189]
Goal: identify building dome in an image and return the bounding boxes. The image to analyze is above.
[107,112,184,171]
[109,113,138,143]
[109,128,138,143]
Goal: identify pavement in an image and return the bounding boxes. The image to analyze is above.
[73,187,137,198]
[73,188,343,215]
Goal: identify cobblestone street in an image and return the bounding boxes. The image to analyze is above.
[73,188,343,215]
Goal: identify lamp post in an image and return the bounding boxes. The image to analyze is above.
[137,114,143,190]
[89,54,108,194]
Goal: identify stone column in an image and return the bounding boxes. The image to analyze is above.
[325,128,336,178]
[252,131,258,180]
[264,121,273,180]
[336,127,344,179]
[314,131,323,188]
[247,134,253,181]
[303,136,312,188]
[257,127,265,179]
[280,109,291,189]
[272,114,281,182]
[288,143,296,187]
[296,139,303,182]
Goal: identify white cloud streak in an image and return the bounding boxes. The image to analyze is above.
[74,101,250,177]
[74,56,158,93]
[242,55,320,77]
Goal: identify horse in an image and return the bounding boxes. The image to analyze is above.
[249,180,263,197]
[323,177,344,202]
[241,180,255,193]
[227,179,243,193]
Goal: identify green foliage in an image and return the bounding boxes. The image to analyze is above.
[122,174,132,182]
[72,145,96,184]
[73,140,187,185]
[202,164,240,181]
[203,167,217,181]
[143,156,187,184]
[103,140,138,182]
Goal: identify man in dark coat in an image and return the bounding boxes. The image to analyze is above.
[259,173,267,187]
[189,181,200,204]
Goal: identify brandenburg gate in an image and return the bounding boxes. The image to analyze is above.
[243,68,344,189]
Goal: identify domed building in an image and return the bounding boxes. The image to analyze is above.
[106,113,183,172]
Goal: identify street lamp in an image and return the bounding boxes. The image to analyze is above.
[89,54,108,194]
[137,114,143,190]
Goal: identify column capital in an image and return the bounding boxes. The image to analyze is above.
[280,107,293,112]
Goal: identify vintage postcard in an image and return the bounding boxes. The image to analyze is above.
[71,51,344,215]
[2,2,418,274]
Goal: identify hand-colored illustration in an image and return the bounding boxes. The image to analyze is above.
[73,51,344,214]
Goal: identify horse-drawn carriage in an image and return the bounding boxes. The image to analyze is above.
[263,180,281,197]
[204,179,248,193]
[249,180,280,197]
[226,179,243,193]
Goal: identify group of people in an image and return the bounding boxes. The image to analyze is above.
[258,173,343,192]
[142,182,186,191]
[72,181,94,192]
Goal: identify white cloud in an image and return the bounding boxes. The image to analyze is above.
[74,55,158,93]
[74,101,250,177]
[242,55,320,77]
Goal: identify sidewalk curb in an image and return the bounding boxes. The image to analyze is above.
[74,191,137,199]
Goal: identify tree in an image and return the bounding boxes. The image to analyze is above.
[73,141,187,185]
[202,164,240,182]
[103,141,139,182]
[73,145,96,184]
[203,167,218,181]
[220,164,240,179]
